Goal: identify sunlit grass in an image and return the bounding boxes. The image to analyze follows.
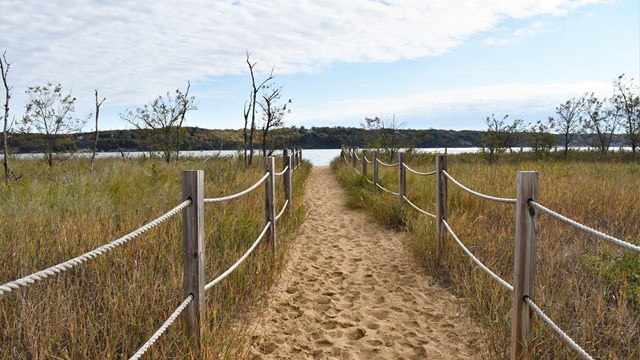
[332,153,640,359]
[0,156,310,359]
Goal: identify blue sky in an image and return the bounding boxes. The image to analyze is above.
[0,0,638,131]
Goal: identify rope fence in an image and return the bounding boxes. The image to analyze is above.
[0,200,191,296]
[442,220,514,292]
[204,222,271,291]
[530,200,640,253]
[377,159,399,167]
[403,163,436,176]
[443,170,516,204]
[1,148,304,359]
[402,195,436,219]
[275,200,289,221]
[129,295,194,360]
[204,173,269,203]
[340,146,639,360]
[376,182,400,196]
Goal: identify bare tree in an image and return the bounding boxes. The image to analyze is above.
[89,89,106,172]
[259,83,291,156]
[482,114,524,161]
[1,51,11,184]
[581,93,619,153]
[612,74,640,157]
[245,51,273,165]
[21,83,85,167]
[242,95,251,162]
[361,115,406,160]
[120,82,196,163]
[550,96,583,157]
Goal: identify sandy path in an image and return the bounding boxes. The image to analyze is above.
[248,167,481,359]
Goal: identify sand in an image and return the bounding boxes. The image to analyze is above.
[248,166,481,359]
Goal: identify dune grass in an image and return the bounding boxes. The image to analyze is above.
[0,155,310,359]
[332,152,640,359]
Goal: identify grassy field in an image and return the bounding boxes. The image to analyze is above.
[332,151,639,359]
[0,155,310,359]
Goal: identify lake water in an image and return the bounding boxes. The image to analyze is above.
[8,146,630,167]
[92,148,478,166]
[1,148,486,167]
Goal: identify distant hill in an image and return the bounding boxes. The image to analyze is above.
[6,126,486,153]
[7,125,626,154]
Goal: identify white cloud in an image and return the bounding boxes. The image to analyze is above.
[294,81,613,129]
[0,0,612,127]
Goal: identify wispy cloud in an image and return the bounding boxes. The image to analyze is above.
[0,0,609,111]
[294,81,613,129]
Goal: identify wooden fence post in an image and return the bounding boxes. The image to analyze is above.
[511,171,539,360]
[283,149,292,209]
[264,157,277,250]
[372,150,379,190]
[362,150,368,177]
[398,152,406,201]
[352,148,357,169]
[181,170,205,357]
[435,154,448,262]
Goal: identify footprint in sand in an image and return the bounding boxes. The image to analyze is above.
[247,167,482,359]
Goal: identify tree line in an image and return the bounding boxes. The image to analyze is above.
[0,50,292,185]
[481,74,639,160]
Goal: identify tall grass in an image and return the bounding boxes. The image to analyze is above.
[0,156,310,359]
[332,153,640,359]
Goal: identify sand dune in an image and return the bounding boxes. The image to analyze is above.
[248,166,481,359]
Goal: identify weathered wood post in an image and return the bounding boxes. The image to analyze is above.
[182,170,205,356]
[511,171,539,360]
[352,148,357,169]
[283,149,292,208]
[373,150,379,190]
[292,148,297,170]
[284,155,293,211]
[435,154,448,262]
[398,152,406,201]
[362,150,368,177]
[264,157,277,249]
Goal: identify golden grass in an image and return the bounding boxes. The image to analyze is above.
[333,153,640,359]
[0,155,310,359]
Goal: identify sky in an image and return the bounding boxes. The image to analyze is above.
[0,0,638,132]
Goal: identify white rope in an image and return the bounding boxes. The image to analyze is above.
[204,173,269,203]
[529,201,640,253]
[204,222,270,291]
[365,178,374,185]
[0,200,191,296]
[443,170,516,204]
[354,152,362,161]
[275,200,289,221]
[377,159,399,167]
[129,294,194,360]
[376,183,400,196]
[524,296,594,360]
[403,163,436,176]
[402,196,436,219]
[363,156,373,164]
[442,220,514,292]
[274,166,289,177]
[353,167,362,175]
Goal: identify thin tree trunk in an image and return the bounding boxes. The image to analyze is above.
[90,89,105,172]
[1,52,11,184]
[110,131,127,162]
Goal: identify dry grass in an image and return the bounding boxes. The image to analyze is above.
[332,152,640,359]
[0,155,310,359]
